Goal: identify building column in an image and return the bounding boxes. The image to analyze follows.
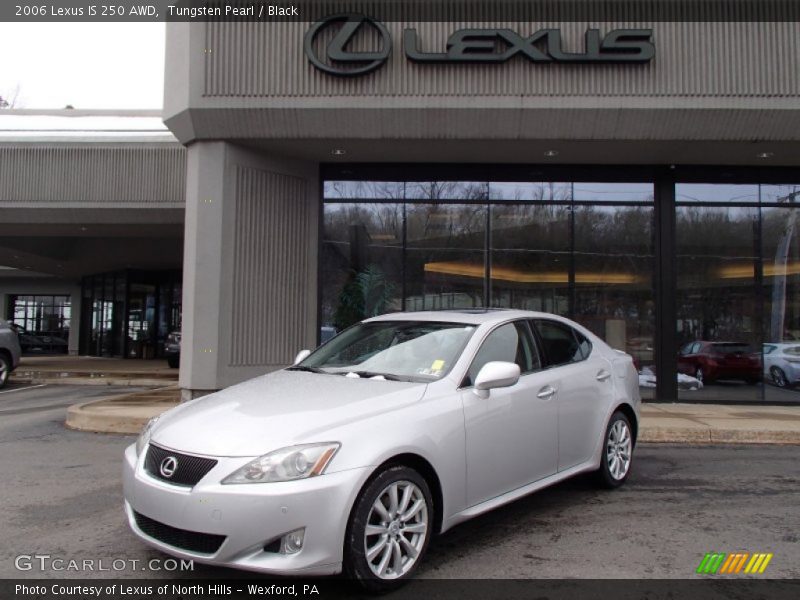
[179,141,319,400]
[68,284,81,355]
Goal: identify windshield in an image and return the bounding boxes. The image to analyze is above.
[296,320,476,382]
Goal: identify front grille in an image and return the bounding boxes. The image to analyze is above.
[133,511,226,555]
[144,444,218,487]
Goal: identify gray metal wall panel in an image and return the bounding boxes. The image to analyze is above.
[229,165,309,367]
[202,21,800,99]
[0,145,186,204]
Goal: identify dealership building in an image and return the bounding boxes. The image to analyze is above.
[2,3,800,404]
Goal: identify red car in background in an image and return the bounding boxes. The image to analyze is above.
[677,341,761,385]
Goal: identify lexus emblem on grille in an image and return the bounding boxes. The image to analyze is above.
[159,456,178,478]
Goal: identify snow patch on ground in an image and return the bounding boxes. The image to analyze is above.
[638,367,703,390]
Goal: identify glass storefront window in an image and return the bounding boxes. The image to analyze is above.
[405,181,487,201]
[80,270,182,359]
[676,183,759,204]
[322,179,655,400]
[489,182,571,202]
[573,182,654,203]
[573,204,655,398]
[406,202,487,311]
[676,193,761,402]
[323,181,404,200]
[321,203,404,334]
[8,295,71,354]
[320,177,800,404]
[761,203,800,402]
[490,203,571,314]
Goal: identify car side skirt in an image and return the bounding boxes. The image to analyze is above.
[441,459,599,533]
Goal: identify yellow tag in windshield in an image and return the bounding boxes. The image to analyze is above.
[431,359,445,371]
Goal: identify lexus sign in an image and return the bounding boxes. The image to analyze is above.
[304,13,655,77]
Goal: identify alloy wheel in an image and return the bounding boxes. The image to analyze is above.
[364,480,428,579]
[606,420,632,481]
[0,356,8,387]
[695,368,704,384]
[771,367,788,388]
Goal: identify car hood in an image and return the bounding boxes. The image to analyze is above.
[150,370,426,456]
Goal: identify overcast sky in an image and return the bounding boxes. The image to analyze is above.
[0,23,164,109]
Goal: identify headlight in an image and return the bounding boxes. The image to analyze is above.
[135,416,160,457]
[222,442,340,485]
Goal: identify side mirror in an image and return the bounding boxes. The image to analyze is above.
[293,349,312,365]
[474,361,521,399]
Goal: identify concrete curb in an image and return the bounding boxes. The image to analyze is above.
[639,426,800,445]
[65,387,180,435]
[32,377,177,387]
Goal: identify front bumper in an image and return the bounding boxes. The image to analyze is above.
[122,443,371,576]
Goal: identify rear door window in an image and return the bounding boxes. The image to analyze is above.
[532,319,590,367]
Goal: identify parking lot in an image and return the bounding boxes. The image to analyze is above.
[1,383,798,580]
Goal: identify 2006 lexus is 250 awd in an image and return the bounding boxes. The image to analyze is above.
[123,310,640,590]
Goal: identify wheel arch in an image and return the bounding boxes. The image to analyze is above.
[612,402,638,446]
[349,453,445,536]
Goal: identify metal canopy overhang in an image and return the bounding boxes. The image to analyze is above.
[166,105,800,166]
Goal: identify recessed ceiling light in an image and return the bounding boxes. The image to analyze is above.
[543,150,559,157]
[331,148,347,156]
[757,152,774,159]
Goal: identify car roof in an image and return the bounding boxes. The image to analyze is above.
[362,309,571,327]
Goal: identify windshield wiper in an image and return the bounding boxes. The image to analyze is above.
[286,365,329,374]
[344,371,406,382]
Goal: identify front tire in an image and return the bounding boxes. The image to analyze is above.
[344,465,433,592]
[596,411,634,489]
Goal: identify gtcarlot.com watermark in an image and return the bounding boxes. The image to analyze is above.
[15,554,194,572]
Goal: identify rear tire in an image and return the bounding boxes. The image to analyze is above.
[771,366,788,388]
[167,355,179,369]
[0,353,9,389]
[344,465,433,592]
[596,411,634,489]
[695,367,707,384]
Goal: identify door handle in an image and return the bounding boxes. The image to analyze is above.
[537,386,556,400]
[596,370,611,382]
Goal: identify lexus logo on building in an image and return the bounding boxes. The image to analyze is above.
[303,13,392,77]
[159,456,178,478]
[304,14,654,77]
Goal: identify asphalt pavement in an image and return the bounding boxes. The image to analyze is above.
[0,383,798,580]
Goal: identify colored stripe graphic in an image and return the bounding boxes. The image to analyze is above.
[697,553,726,574]
[744,553,774,574]
[698,552,773,575]
[720,553,749,574]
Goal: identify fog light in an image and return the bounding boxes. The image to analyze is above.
[280,528,305,554]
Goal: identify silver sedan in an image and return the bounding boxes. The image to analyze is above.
[123,310,640,591]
